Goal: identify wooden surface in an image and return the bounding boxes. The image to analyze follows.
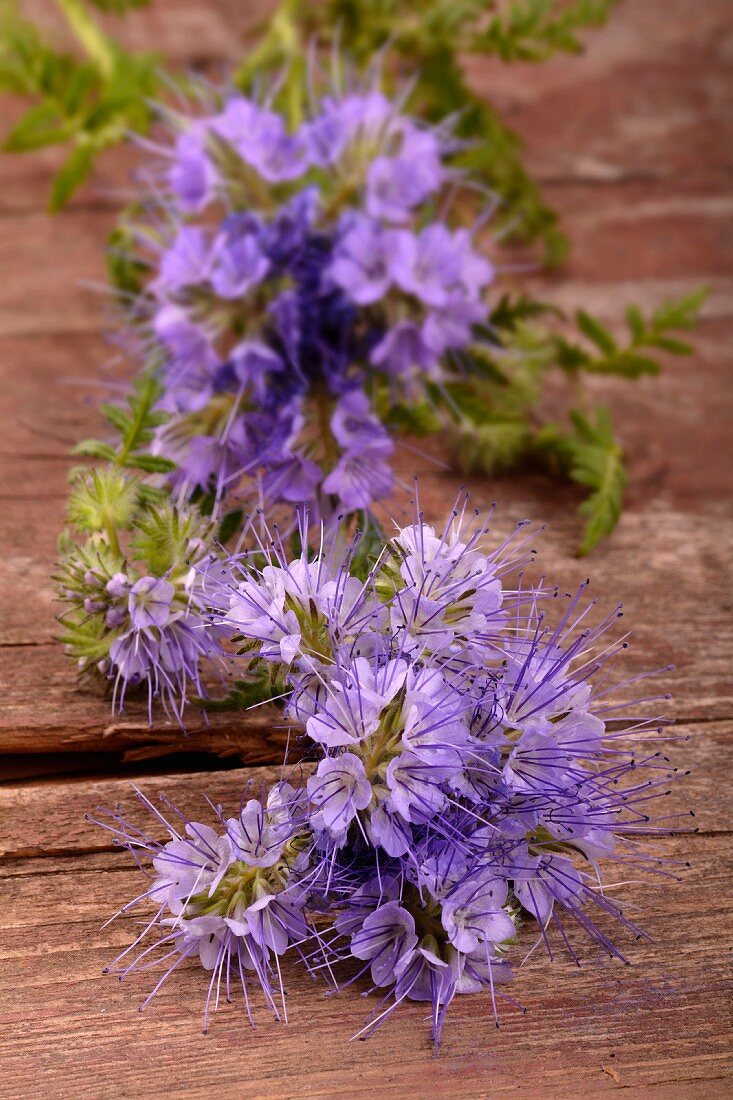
[1,1,732,1096]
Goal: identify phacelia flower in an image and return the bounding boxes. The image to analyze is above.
[117,76,499,525]
[57,498,221,725]
[93,499,686,1048]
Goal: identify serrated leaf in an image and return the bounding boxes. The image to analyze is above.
[652,287,708,330]
[71,438,118,461]
[645,334,693,355]
[490,293,564,334]
[555,338,590,372]
[350,514,387,581]
[86,0,150,12]
[197,675,288,714]
[566,406,627,554]
[100,402,132,433]
[124,453,177,474]
[576,453,626,554]
[449,416,530,476]
[3,101,74,151]
[576,309,617,355]
[584,350,660,378]
[625,303,645,342]
[49,142,95,210]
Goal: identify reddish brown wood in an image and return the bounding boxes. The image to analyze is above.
[0,0,732,1094]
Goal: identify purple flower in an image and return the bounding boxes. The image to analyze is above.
[90,494,681,1048]
[154,305,220,412]
[210,222,270,299]
[513,851,585,928]
[365,803,412,857]
[422,298,486,354]
[328,216,395,305]
[329,389,386,450]
[230,341,283,400]
[322,437,394,510]
[366,128,444,222]
[106,572,130,599]
[441,876,514,954]
[369,321,437,378]
[303,656,408,748]
[260,453,323,505]
[392,225,465,308]
[385,751,452,821]
[168,125,218,212]
[307,753,372,838]
[128,575,175,631]
[152,822,233,911]
[93,787,313,1030]
[154,226,211,295]
[211,96,309,182]
[392,940,453,1006]
[304,92,394,166]
[226,784,298,868]
[350,901,418,986]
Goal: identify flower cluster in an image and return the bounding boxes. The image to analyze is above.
[126,83,495,520]
[96,500,683,1044]
[57,479,220,723]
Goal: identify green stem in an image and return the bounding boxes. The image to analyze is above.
[103,513,122,558]
[55,0,116,78]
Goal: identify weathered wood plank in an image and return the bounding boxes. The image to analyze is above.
[1,821,730,1097]
[0,656,291,762]
[0,765,297,858]
[0,725,722,858]
[467,0,732,188]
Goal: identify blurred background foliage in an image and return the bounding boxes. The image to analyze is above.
[0,0,706,552]
[1,0,621,253]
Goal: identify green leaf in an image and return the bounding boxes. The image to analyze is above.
[129,500,212,575]
[86,0,151,12]
[49,142,95,210]
[575,309,617,355]
[350,513,387,581]
[3,101,74,150]
[124,453,177,474]
[67,466,140,533]
[625,303,646,342]
[546,405,628,555]
[100,402,132,433]
[106,222,148,297]
[583,350,660,378]
[651,287,708,330]
[218,508,244,544]
[448,415,531,476]
[72,438,118,461]
[644,335,693,355]
[197,674,288,714]
[472,0,619,62]
[490,293,563,334]
[383,401,444,435]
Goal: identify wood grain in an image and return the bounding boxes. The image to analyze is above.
[0,0,732,1094]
